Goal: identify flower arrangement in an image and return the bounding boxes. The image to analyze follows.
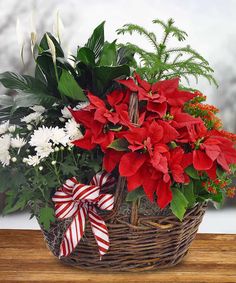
[0,18,235,270]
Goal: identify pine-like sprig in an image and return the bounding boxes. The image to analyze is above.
[117,18,217,86]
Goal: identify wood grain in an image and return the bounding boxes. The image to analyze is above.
[0,230,235,282]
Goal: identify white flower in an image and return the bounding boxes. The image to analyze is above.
[53,10,64,43]
[0,121,9,135]
[65,119,83,141]
[0,134,11,166]
[27,125,33,131]
[35,144,54,158]
[11,157,17,162]
[61,106,72,119]
[23,155,40,166]
[10,135,27,148]
[74,102,89,110]
[59,117,65,122]
[21,112,42,124]
[29,126,69,157]
[46,33,56,64]
[30,105,46,113]
[8,125,16,133]
[51,127,68,146]
[29,126,53,158]
[29,126,53,147]
[29,126,54,158]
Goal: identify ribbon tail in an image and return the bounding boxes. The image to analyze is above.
[59,206,87,258]
[88,207,110,260]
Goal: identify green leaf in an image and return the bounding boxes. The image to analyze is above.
[99,41,117,66]
[3,189,32,214]
[108,138,128,151]
[0,72,57,110]
[39,32,64,57]
[77,47,95,66]
[60,162,78,176]
[181,181,196,208]
[126,187,145,202]
[0,167,27,192]
[116,46,135,65]
[13,92,57,109]
[213,193,225,209]
[216,167,225,178]
[0,72,49,95]
[211,191,223,203]
[85,21,105,59]
[36,53,59,93]
[0,94,14,107]
[185,166,200,180]
[3,198,26,214]
[58,69,87,101]
[38,206,55,231]
[94,65,130,84]
[170,188,189,221]
[94,65,130,94]
[35,65,47,85]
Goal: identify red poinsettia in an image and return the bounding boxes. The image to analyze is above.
[70,90,131,151]
[103,121,190,208]
[71,73,236,210]
[87,89,130,125]
[117,73,196,117]
[188,123,236,178]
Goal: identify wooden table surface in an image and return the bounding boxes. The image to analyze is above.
[0,230,235,283]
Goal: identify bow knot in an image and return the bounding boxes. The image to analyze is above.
[52,171,115,258]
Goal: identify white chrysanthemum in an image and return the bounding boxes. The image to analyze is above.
[29,126,69,156]
[21,112,43,124]
[10,135,27,148]
[74,102,89,110]
[51,127,69,146]
[61,106,72,119]
[0,121,9,135]
[35,143,54,158]
[0,134,11,166]
[65,119,83,141]
[8,125,16,133]
[30,105,46,113]
[29,126,52,147]
[23,155,40,166]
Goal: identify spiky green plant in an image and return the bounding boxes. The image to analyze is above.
[117,18,217,86]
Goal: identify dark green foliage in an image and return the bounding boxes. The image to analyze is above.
[126,187,145,202]
[0,21,133,123]
[170,187,189,221]
[38,206,55,231]
[58,69,87,101]
[75,22,132,96]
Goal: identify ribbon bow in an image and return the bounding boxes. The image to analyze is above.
[52,171,115,258]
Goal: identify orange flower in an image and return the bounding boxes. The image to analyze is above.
[226,187,236,198]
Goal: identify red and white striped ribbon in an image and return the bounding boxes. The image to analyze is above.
[52,172,115,259]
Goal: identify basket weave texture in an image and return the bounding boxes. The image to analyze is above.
[39,201,206,271]
[38,93,207,271]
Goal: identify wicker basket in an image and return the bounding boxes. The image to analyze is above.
[37,93,207,271]
[38,200,206,271]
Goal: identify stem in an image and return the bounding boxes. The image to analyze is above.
[53,163,61,185]
[72,150,78,168]
[156,31,170,81]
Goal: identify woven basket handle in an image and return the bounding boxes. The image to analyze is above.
[104,92,139,223]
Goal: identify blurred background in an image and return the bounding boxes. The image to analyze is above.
[0,0,235,232]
